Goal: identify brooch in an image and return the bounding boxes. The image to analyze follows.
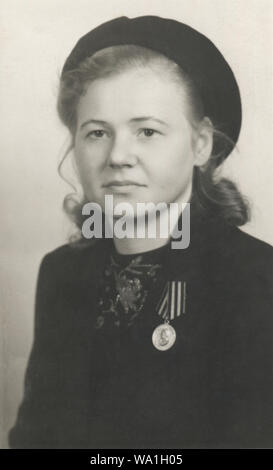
[96,254,162,328]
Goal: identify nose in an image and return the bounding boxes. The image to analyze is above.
[107,134,137,168]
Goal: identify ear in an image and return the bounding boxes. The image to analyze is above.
[193,117,213,167]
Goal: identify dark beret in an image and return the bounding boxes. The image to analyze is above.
[62,15,242,162]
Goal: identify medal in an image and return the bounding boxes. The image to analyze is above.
[152,321,176,351]
[152,280,186,351]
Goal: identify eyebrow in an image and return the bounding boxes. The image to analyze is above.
[80,116,169,129]
[130,117,169,127]
[80,119,108,129]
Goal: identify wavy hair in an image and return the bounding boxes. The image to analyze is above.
[57,45,249,243]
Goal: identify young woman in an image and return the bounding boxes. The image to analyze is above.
[9,16,273,449]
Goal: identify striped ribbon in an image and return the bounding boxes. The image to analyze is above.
[156,281,186,321]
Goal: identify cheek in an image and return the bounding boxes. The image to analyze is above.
[150,138,195,186]
[73,158,99,201]
[74,144,102,180]
[75,153,91,174]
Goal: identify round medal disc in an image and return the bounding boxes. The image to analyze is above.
[152,323,176,351]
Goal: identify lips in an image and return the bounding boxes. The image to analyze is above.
[103,180,145,187]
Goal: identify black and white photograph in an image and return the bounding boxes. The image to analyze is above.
[1,0,272,451]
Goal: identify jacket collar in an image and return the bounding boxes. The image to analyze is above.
[83,203,231,285]
[164,203,231,282]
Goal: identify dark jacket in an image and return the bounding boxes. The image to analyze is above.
[8,211,273,449]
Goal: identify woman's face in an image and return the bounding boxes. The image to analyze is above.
[74,67,203,214]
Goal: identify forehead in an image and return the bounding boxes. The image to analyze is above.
[76,67,190,125]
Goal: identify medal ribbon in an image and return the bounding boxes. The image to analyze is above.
[156,281,186,321]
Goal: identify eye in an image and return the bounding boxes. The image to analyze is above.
[86,129,107,139]
[139,128,159,137]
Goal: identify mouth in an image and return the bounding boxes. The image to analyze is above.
[102,181,145,188]
[102,181,146,194]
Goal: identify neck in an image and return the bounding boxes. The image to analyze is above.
[112,185,192,255]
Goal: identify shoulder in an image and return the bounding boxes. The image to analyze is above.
[225,226,272,279]
[205,225,273,346]
[42,239,98,264]
[228,226,272,256]
[36,238,111,288]
[209,223,273,282]
[40,239,104,271]
[200,223,273,323]
[33,239,110,325]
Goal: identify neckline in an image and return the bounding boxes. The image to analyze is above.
[93,202,231,276]
[110,239,172,268]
